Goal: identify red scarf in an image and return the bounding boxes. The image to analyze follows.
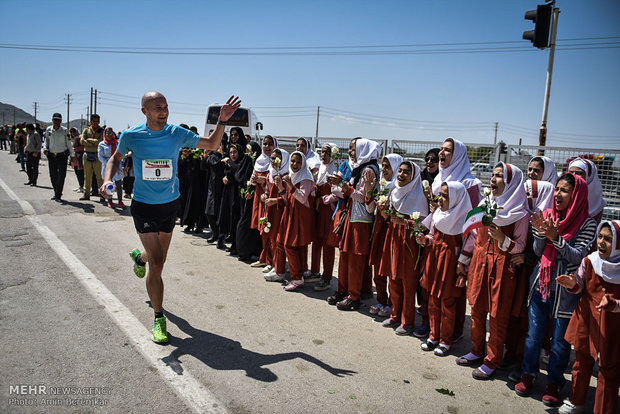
[103,132,117,156]
[539,174,589,300]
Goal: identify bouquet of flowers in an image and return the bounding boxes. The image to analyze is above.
[191,149,204,159]
[259,216,272,233]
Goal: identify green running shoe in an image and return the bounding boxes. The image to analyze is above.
[129,249,146,278]
[152,317,168,343]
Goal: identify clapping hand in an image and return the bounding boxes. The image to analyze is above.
[218,96,242,122]
[531,211,560,241]
[363,169,375,192]
[556,274,577,290]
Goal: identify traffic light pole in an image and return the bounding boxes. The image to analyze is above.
[537,6,559,156]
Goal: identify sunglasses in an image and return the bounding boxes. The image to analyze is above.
[230,133,239,137]
[425,157,438,163]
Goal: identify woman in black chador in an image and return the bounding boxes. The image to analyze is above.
[217,143,246,254]
[236,141,263,262]
[203,134,228,245]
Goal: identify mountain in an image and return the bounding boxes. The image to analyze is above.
[0,102,86,130]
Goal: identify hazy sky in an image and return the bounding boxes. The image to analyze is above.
[1,0,619,149]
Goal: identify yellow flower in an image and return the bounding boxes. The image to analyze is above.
[379,178,387,187]
[484,187,492,196]
[378,195,388,204]
[422,180,430,189]
[331,146,339,156]
[411,211,421,220]
[246,144,252,152]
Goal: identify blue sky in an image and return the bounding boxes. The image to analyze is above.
[1,0,618,149]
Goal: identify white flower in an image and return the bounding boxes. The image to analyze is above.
[378,195,388,204]
[484,187,492,196]
[422,180,430,189]
[263,227,270,233]
[246,144,252,152]
[411,211,421,220]
[266,222,272,228]
[379,178,387,187]
[246,180,252,187]
[331,146,339,156]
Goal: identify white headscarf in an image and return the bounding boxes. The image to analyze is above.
[524,179,555,214]
[588,220,620,284]
[569,158,606,217]
[351,138,382,170]
[491,162,529,226]
[316,143,337,186]
[390,161,429,217]
[298,138,321,171]
[253,135,278,173]
[432,137,481,194]
[431,181,473,236]
[382,153,403,191]
[268,148,289,180]
[529,156,558,186]
[289,151,315,186]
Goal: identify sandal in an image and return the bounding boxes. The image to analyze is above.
[420,339,438,351]
[434,345,450,357]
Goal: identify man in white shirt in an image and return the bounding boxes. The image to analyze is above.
[44,113,76,202]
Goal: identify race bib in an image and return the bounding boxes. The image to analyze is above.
[142,159,173,181]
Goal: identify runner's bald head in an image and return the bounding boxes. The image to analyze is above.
[141,91,166,108]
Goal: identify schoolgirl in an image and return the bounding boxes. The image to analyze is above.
[527,155,558,186]
[309,143,339,291]
[456,162,529,380]
[263,148,290,282]
[379,160,428,335]
[568,158,606,223]
[368,153,402,317]
[327,138,381,310]
[557,220,620,414]
[250,135,277,268]
[417,181,472,355]
[515,173,597,406]
[278,151,316,291]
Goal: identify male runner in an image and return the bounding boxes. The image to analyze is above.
[101,92,241,343]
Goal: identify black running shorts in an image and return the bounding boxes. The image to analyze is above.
[130,198,180,234]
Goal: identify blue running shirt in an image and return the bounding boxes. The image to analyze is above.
[117,123,200,204]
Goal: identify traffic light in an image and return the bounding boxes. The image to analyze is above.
[523,4,553,49]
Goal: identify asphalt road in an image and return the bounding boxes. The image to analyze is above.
[0,150,599,413]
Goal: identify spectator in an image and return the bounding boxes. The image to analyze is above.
[15,124,27,171]
[0,125,7,151]
[23,124,42,187]
[80,114,104,201]
[98,127,125,209]
[420,147,440,184]
[122,151,135,199]
[70,127,85,193]
[44,113,75,202]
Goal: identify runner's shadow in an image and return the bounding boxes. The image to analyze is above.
[160,308,357,382]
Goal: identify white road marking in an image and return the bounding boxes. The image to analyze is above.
[0,178,227,414]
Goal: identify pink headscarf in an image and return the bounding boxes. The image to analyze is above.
[539,173,589,300]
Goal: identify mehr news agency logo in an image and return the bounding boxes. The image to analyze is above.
[7,384,111,407]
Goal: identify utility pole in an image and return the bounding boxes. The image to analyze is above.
[65,94,72,129]
[314,106,320,148]
[80,114,84,130]
[33,102,38,125]
[13,108,16,125]
[493,122,498,145]
[537,5,559,156]
[94,89,98,115]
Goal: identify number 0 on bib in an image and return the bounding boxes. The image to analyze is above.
[143,159,173,181]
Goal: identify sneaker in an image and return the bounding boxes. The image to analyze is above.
[118,201,127,209]
[303,269,312,278]
[284,280,304,291]
[413,324,430,338]
[265,272,286,282]
[304,272,321,283]
[558,400,584,414]
[107,200,115,208]
[79,195,90,201]
[336,296,360,311]
[313,279,331,291]
[152,317,168,343]
[382,318,401,328]
[395,324,414,336]
[369,304,384,315]
[250,261,266,268]
[262,265,273,273]
[129,249,146,278]
[542,384,560,407]
[514,373,534,397]
[420,339,438,351]
[377,306,391,317]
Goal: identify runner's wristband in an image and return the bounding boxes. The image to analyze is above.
[218,119,227,125]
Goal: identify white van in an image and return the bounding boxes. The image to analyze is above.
[204,104,263,140]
